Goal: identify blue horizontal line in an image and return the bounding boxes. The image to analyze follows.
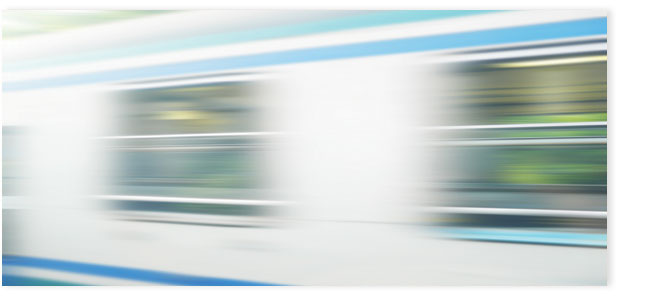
[2,274,87,286]
[3,17,606,92]
[3,255,282,286]
[4,10,498,72]
[436,227,607,247]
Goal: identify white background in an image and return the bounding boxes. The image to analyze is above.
[1,0,664,296]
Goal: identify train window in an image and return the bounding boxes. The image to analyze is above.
[100,81,281,226]
[433,53,606,126]
[2,127,28,198]
[109,144,266,197]
[118,83,261,135]
[425,51,607,246]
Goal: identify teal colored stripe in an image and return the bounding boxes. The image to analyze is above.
[4,10,499,72]
[437,227,607,247]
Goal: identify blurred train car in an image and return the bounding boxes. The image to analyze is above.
[3,10,607,285]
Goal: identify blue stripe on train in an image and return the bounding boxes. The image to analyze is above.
[2,274,87,286]
[436,227,607,247]
[2,255,282,286]
[4,17,607,92]
[4,10,499,72]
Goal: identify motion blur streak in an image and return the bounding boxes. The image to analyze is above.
[2,10,607,285]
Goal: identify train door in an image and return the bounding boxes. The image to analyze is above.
[257,56,441,284]
[268,56,428,224]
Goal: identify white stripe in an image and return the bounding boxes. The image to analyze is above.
[111,146,259,151]
[3,11,356,62]
[426,42,606,65]
[95,131,286,140]
[97,195,292,206]
[421,206,607,218]
[103,73,271,91]
[493,55,607,68]
[422,121,607,131]
[430,137,607,146]
[99,122,606,140]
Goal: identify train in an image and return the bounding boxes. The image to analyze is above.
[2,10,607,285]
